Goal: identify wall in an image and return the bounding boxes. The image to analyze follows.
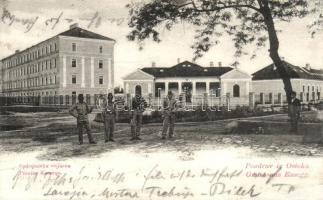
[252,79,323,103]
[58,36,115,96]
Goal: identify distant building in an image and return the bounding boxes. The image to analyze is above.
[252,61,323,105]
[123,60,252,106]
[0,24,115,99]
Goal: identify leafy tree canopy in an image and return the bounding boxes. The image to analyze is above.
[127,0,321,65]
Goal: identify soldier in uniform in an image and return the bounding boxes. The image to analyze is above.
[102,93,117,142]
[289,91,301,133]
[162,91,177,139]
[130,92,147,140]
[69,94,96,145]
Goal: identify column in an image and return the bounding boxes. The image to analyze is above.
[246,81,250,95]
[62,56,66,88]
[221,82,227,97]
[206,81,210,95]
[81,57,85,88]
[260,93,265,105]
[125,83,129,93]
[249,92,255,110]
[278,93,283,105]
[270,93,274,105]
[192,81,196,96]
[90,57,94,88]
[178,81,182,94]
[165,81,169,95]
[148,82,152,94]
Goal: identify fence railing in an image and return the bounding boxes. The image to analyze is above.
[0,93,321,112]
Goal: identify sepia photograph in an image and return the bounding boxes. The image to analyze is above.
[0,0,323,199]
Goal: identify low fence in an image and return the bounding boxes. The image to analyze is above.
[0,93,321,112]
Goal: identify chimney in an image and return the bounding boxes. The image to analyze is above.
[70,23,79,29]
[218,62,222,67]
[281,57,285,61]
[305,63,311,70]
[177,58,180,64]
[210,61,214,67]
[152,61,156,68]
[15,50,20,53]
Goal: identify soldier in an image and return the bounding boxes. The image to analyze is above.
[289,91,301,133]
[102,93,117,142]
[130,92,147,140]
[162,91,177,139]
[69,94,96,145]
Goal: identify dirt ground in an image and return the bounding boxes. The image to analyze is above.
[0,112,322,200]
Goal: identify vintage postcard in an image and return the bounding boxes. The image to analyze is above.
[0,0,322,199]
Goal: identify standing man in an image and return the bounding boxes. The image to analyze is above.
[289,91,301,133]
[162,91,177,139]
[131,92,147,140]
[102,93,117,142]
[69,94,96,145]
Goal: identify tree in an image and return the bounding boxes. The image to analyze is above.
[126,0,322,105]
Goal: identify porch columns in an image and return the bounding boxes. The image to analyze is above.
[178,81,182,94]
[192,81,196,96]
[206,81,210,94]
[165,81,169,95]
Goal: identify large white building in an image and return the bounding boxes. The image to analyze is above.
[123,60,323,108]
[0,24,115,102]
[123,60,252,106]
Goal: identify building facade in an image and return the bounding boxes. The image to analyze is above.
[252,61,323,105]
[123,61,252,106]
[0,24,115,99]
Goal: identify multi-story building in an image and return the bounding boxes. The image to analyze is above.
[0,24,115,100]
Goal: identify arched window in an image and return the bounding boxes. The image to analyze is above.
[233,84,240,97]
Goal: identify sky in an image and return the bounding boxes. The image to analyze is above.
[0,0,323,86]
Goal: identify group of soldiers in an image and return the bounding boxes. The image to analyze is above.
[69,90,302,145]
[69,90,178,145]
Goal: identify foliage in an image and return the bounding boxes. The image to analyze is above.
[126,0,316,63]
[126,0,322,105]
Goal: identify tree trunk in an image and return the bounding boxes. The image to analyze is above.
[261,2,293,104]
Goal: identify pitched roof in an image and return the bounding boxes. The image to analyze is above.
[252,61,323,81]
[1,27,115,61]
[59,27,115,41]
[141,61,233,78]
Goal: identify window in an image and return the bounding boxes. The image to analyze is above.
[233,84,240,97]
[72,75,76,84]
[72,59,76,67]
[99,76,103,85]
[99,60,103,69]
[54,43,57,51]
[99,46,103,53]
[54,58,56,68]
[72,43,76,52]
